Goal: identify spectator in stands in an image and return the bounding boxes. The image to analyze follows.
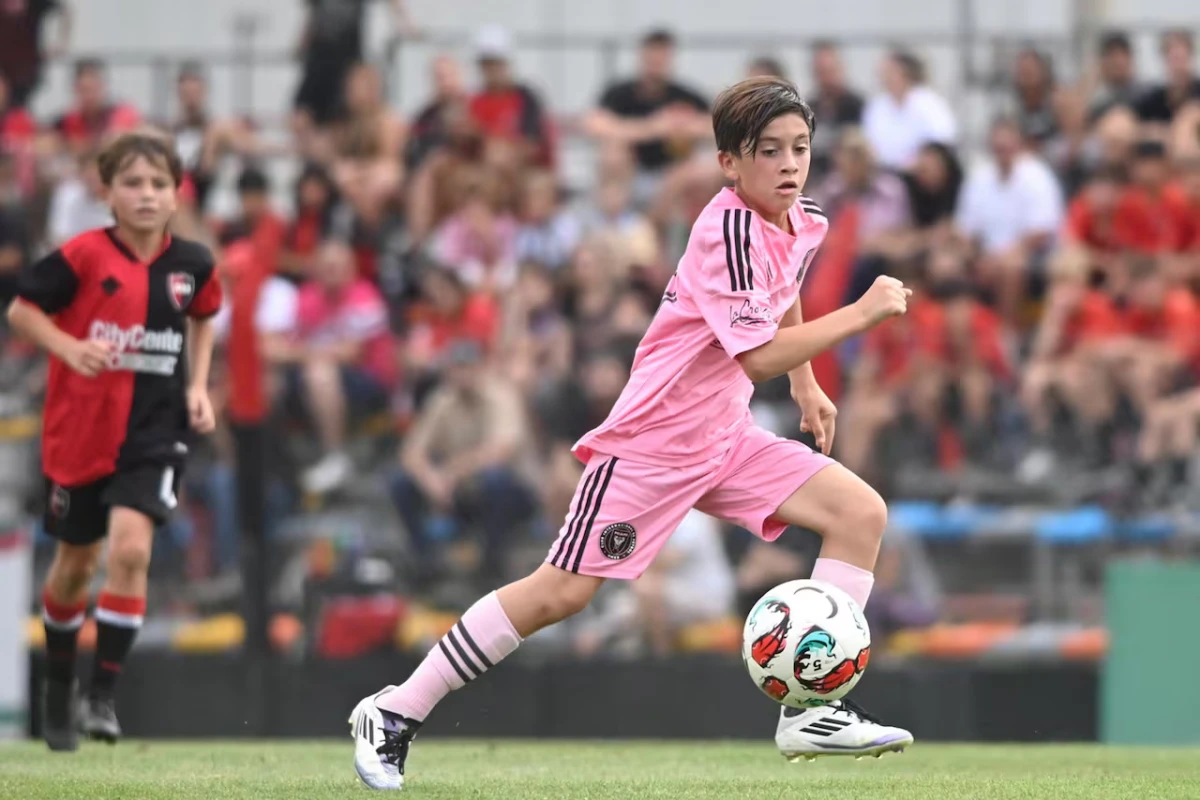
[1012,48,1059,147]
[863,48,957,171]
[813,130,912,302]
[46,147,110,246]
[1136,386,1200,508]
[0,0,71,108]
[219,166,287,273]
[430,170,518,292]
[468,26,554,170]
[51,58,141,158]
[808,40,866,181]
[1115,139,1193,255]
[390,338,536,585]
[1062,166,1130,269]
[955,116,1063,322]
[580,168,660,277]
[513,169,581,272]
[0,169,27,300]
[584,29,710,207]
[1089,31,1142,122]
[326,62,406,228]
[281,163,341,281]
[285,240,398,494]
[563,238,642,362]
[405,265,499,404]
[746,55,787,80]
[904,141,963,234]
[0,73,36,198]
[405,54,469,173]
[292,0,414,135]
[406,97,487,244]
[500,262,573,395]
[169,62,263,215]
[1135,30,1200,126]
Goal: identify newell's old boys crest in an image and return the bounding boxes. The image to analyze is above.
[49,485,70,518]
[599,522,637,560]
[167,272,196,312]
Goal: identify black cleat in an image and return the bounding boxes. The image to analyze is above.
[42,679,79,752]
[80,693,122,744]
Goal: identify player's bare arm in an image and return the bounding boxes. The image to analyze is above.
[779,298,839,454]
[735,276,910,384]
[186,316,216,433]
[6,300,112,378]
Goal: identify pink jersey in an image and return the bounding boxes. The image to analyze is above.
[575,188,828,466]
[296,279,398,388]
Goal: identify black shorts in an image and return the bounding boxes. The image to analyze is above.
[43,463,183,546]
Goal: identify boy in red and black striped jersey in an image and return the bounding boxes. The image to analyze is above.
[7,131,222,752]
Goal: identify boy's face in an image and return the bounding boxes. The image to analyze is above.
[719,113,811,221]
[106,156,178,234]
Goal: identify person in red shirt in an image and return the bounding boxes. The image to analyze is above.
[0,72,36,195]
[280,163,339,280]
[1113,139,1192,253]
[7,132,221,751]
[0,0,71,107]
[1062,166,1127,256]
[52,58,141,157]
[468,26,554,169]
[218,165,287,275]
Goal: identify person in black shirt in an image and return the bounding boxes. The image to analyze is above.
[1089,31,1142,122]
[808,40,865,182]
[584,28,709,199]
[1136,30,1200,125]
[293,0,413,128]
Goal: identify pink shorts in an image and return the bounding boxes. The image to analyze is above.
[545,425,834,579]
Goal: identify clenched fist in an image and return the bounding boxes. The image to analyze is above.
[64,339,113,378]
[853,276,912,328]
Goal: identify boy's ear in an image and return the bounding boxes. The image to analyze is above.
[717,150,739,183]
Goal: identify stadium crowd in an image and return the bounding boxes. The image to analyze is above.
[2,3,1198,656]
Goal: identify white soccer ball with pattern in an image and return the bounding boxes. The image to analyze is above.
[741,579,872,709]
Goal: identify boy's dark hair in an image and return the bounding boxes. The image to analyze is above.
[888,48,925,85]
[712,76,816,157]
[1099,30,1132,56]
[236,165,270,195]
[74,58,106,81]
[641,29,675,48]
[1133,139,1167,160]
[97,131,184,187]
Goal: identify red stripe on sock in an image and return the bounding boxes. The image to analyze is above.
[96,592,146,616]
[42,588,86,623]
[99,661,122,673]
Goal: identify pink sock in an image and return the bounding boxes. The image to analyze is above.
[377,591,522,721]
[811,558,875,610]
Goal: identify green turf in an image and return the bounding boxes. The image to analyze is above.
[2,740,1199,799]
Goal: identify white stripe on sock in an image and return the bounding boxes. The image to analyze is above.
[94,607,144,628]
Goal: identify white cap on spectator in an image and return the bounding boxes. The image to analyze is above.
[475,25,513,62]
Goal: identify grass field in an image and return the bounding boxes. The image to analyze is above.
[3,740,1199,799]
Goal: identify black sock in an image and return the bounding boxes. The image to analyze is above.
[90,592,145,698]
[42,589,85,686]
[1168,458,1189,487]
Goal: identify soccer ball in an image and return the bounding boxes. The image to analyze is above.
[741,579,871,709]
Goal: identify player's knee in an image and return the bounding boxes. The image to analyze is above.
[837,488,888,550]
[537,572,599,623]
[107,536,152,577]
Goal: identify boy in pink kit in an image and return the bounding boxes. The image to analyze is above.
[351,76,915,789]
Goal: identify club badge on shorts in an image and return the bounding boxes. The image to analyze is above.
[599,522,637,560]
[49,485,70,519]
[167,272,196,312]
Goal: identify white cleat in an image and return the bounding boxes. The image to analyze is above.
[776,698,913,761]
[349,687,421,790]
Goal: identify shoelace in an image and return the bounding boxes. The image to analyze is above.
[376,727,416,770]
[836,697,881,725]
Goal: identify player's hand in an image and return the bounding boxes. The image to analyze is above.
[187,386,216,434]
[64,339,113,377]
[853,276,912,329]
[793,384,837,455]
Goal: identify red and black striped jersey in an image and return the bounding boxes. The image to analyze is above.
[15,228,222,485]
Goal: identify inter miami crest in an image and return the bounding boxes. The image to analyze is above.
[167,272,196,312]
[49,485,70,519]
[598,522,637,560]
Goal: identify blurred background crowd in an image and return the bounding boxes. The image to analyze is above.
[1,0,1198,664]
